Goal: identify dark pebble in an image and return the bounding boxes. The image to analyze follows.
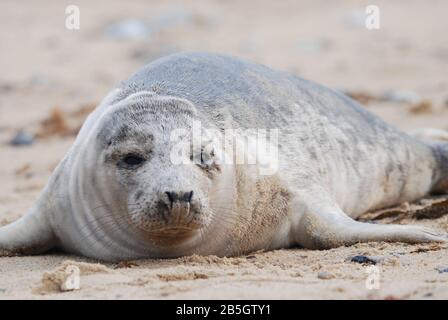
[436,266,448,273]
[349,255,377,265]
[9,131,35,146]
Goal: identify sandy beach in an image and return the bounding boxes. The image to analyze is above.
[0,0,447,299]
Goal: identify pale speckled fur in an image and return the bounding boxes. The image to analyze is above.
[0,52,447,261]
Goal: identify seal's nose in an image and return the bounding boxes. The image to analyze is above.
[163,191,194,223]
[165,191,194,206]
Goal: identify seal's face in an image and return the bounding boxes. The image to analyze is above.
[95,94,225,248]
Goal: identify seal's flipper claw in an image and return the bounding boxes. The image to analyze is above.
[295,205,447,249]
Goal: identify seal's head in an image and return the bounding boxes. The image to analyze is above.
[90,92,229,251]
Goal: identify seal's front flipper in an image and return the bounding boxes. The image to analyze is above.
[0,199,57,256]
[295,204,446,249]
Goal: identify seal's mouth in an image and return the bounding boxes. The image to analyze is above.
[149,226,201,237]
[129,197,211,245]
[153,191,212,228]
[143,223,207,247]
[158,198,196,225]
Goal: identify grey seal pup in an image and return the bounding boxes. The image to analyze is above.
[0,52,447,261]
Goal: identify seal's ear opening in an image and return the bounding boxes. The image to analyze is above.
[0,188,58,256]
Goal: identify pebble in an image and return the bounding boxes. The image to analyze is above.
[317,271,335,280]
[106,19,151,40]
[435,266,448,274]
[9,131,35,146]
[106,7,192,40]
[348,255,378,265]
[382,90,421,104]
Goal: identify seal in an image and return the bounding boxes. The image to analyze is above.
[0,52,447,261]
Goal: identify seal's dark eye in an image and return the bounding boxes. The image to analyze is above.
[121,154,145,168]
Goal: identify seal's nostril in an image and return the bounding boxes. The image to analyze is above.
[185,191,194,203]
[165,191,176,205]
[164,191,193,204]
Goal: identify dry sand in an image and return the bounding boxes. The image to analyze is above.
[1,0,448,299]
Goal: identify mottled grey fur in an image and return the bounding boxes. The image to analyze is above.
[0,52,446,261]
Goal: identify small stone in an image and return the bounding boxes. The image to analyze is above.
[106,8,192,41]
[106,19,150,40]
[348,255,377,265]
[9,131,35,146]
[382,90,421,104]
[317,271,335,280]
[435,266,448,273]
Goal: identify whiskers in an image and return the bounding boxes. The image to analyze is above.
[76,195,255,256]
[199,202,255,255]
